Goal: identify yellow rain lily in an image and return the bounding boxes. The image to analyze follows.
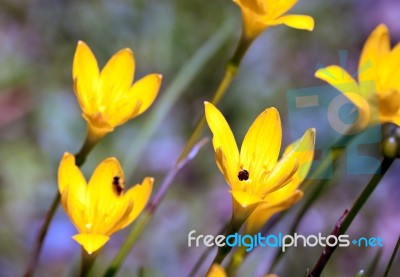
[204,102,315,224]
[315,24,400,128]
[73,41,162,141]
[233,0,314,40]
[58,152,153,254]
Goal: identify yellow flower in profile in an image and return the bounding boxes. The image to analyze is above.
[204,102,315,223]
[73,41,162,140]
[58,152,153,254]
[315,24,400,128]
[233,0,314,40]
[244,129,315,235]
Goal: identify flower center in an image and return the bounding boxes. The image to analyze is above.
[112,176,124,196]
[238,169,249,181]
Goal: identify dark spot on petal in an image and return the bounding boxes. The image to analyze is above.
[112,176,124,196]
[238,169,249,181]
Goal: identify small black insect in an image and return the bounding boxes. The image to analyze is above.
[112,176,124,196]
[238,169,249,181]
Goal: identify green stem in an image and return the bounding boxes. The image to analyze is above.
[226,246,246,276]
[188,222,228,277]
[23,132,98,277]
[80,249,99,277]
[266,129,358,273]
[383,234,400,277]
[103,139,208,277]
[207,216,244,273]
[308,158,394,277]
[176,63,236,162]
[23,193,61,277]
[177,34,252,163]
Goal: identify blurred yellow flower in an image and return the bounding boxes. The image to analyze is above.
[206,264,278,277]
[244,129,315,235]
[204,102,315,222]
[58,152,153,254]
[233,0,314,40]
[207,264,227,277]
[73,41,162,140]
[315,24,400,128]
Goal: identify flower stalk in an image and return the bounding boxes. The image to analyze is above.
[308,157,394,277]
[23,140,94,277]
[103,138,209,277]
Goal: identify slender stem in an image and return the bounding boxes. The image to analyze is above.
[188,222,228,277]
[308,158,394,277]
[103,139,208,277]
[266,133,357,273]
[177,35,252,163]
[176,64,236,162]
[79,249,98,277]
[23,132,98,277]
[366,249,382,277]
[206,216,243,273]
[383,234,400,277]
[226,246,246,276]
[23,193,61,277]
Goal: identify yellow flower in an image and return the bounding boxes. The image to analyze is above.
[207,264,227,277]
[73,41,162,140]
[204,102,315,223]
[244,129,315,235]
[233,0,314,40]
[58,152,153,254]
[315,24,400,128]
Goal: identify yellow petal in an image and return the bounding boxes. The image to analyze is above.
[231,190,264,208]
[58,153,87,222]
[315,65,362,99]
[271,14,314,31]
[282,128,315,189]
[204,102,239,188]
[379,44,400,92]
[73,234,109,254]
[121,177,154,228]
[58,152,86,193]
[265,0,298,18]
[240,107,281,185]
[86,158,124,233]
[245,190,303,234]
[128,74,163,118]
[261,151,298,196]
[359,24,390,83]
[99,49,135,105]
[72,41,100,114]
[206,264,227,277]
[262,129,315,198]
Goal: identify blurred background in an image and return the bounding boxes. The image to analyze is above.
[0,0,399,276]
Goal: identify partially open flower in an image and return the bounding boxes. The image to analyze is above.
[233,0,314,40]
[204,102,315,224]
[73,41,162,141]
[315,24,400,129]
[58,152,153,254]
